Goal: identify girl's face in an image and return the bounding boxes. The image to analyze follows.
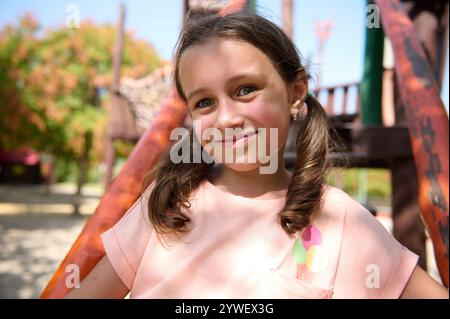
[178,37,303,173]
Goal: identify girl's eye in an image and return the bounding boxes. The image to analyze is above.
[237,85,257,96]
[194,86,257,109]
[195,98,215,109]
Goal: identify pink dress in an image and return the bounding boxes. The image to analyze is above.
[101,179,418,299]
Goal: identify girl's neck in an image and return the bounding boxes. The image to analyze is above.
[208,154,293,200]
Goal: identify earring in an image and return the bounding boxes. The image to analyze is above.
[291,99,300,121]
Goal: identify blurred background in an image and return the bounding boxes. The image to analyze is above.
[0,0,448,298]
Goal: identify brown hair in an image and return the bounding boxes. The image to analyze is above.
[145,7,345,238]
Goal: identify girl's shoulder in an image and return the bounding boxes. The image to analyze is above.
[317,184,386,242]
[322,184,358,207]
[320,184,354,220]
[320,185,419,298]
[321,184,374,223]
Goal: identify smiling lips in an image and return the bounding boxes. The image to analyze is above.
[218,129,258,143]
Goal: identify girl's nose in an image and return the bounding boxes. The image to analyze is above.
[214,98,244,130]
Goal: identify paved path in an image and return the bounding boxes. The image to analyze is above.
[0,213,88,298]
[0,184,100,299]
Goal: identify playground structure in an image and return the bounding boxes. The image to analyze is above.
[40,0,449,298]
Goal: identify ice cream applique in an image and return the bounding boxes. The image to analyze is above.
[292,225,329,281]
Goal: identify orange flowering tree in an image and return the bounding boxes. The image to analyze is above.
[0,14,162,181]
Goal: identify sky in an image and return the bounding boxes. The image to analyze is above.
[0,0,448,112]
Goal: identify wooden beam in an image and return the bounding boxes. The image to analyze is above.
[282,0,293,39]
[111,3,125,93]
[375,0,449,287]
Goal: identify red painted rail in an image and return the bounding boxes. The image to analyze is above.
[375,0,449,287]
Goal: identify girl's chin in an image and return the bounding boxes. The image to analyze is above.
[217,161,262,172]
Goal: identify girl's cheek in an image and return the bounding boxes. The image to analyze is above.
[192,117,215,146]
[245,101,290,149]
[246,101,289,130]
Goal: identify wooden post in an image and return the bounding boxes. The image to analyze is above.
[282,0,293,39]
[382,38,396,127]
[104,3,125,191]
[73,131,93,216]
[326,87,335,115]
[391,152,428,269]
[376,0,449,287]
[111,3,125,94]
[391,0,449,276]
[103,137,115,191]
[342,86,349,114]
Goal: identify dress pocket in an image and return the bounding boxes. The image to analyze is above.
[261,269,333,299]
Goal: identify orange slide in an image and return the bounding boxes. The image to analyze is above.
[40,90,187,298]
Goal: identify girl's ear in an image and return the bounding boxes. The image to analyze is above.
[288,78,308,103]
[288,78,308,115]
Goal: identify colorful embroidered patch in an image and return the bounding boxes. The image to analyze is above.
[292,225,329,278]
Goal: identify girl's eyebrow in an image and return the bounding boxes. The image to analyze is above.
[186,72,261,102]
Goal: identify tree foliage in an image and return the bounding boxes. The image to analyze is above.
[0,14,162,166]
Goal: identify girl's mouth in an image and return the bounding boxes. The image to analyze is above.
[218,129,258,144]
[217,129,259,149]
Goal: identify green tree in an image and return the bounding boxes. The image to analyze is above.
[0,14,162,182]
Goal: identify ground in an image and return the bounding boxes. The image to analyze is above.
[0,184,99,298]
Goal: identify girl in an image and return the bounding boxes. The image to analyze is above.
[66,7,448,299]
